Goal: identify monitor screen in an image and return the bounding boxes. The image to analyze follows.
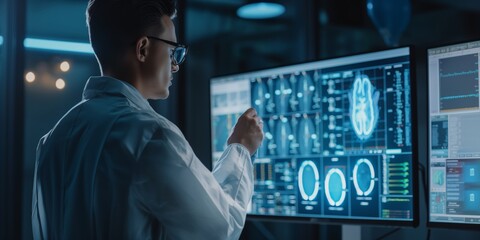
[210,47,417,226]
[428,40,480,227]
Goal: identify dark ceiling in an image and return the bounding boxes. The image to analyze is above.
[23,0,480,68]
[26,0,480,42]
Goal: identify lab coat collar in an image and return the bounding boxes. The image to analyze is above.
[82,76,152,110]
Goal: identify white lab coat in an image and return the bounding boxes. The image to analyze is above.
[32,76,253,240]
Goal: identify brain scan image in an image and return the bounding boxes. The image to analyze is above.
[349,74,380,140]
[298,115,316,155]
[275,75,292,115]
[312,71,322,110]
[275,117,293,156]
[312,113,322,154]
[297,72,315,112]
[289,74,299,112]
[290,116,299,155]
[267,118,278,156]
[259,120,271,157]
[252,79,268,116]
[265,78,276,114]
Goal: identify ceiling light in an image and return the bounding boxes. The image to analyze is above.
[24,38,94,54]
[25,72,36,83]
[55,78,66,90]
[60,61,70,72]
[237,2,285,19]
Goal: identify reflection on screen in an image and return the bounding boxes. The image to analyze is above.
[429,40,480,225]
[211,47,414,223]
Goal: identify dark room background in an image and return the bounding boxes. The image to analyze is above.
[2,0,480,239]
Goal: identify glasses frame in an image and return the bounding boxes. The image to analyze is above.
[147,36,188,65]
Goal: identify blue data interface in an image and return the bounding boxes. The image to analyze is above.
[211,48,414,221]
[429,41,480,225]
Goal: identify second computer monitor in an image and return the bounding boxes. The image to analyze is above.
[428,40,480,228]
[210,47,417,226]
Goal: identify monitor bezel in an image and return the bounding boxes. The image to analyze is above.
[209,46,419,227]
[426,38,480,230]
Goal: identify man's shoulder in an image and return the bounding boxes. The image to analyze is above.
[117,107,163,125]
[80,96,157,123]
[111,106,176,136]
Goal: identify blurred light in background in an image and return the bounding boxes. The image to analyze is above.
[237,2,285,19]
[0,36,3,45]
[60,61,70,72]
[24,38,94,54]
[55,78,66,90]
[25,72,36,83]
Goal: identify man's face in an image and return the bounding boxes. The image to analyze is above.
[142,15,179,99]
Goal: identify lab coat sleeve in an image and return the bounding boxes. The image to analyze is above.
[132,126,253,240]
[32,135,49,240]
[212,143,254,238]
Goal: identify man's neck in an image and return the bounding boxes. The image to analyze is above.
[102,67,148,98]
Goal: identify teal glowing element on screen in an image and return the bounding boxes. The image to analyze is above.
[298,161,320,201]
[353,158,375,196]
[325,168,347,207]
[349,74,379,140]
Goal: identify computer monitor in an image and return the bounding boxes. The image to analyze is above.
[428,40,480,228]
[210,47,417,226]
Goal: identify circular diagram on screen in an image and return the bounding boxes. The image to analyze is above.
[352,158,375,196]
[324,168,347,206]
[298,160,320,201]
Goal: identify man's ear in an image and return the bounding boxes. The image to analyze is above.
[135,36,149,62]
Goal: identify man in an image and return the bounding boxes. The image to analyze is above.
[31,0,263,239]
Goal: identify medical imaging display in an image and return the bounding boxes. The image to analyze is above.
[428,40,480,226]
[210,47,415,224]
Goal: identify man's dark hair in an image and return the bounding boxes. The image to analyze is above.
[86,0,176,68]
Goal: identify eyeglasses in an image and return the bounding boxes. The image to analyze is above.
[147,36,188,65]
